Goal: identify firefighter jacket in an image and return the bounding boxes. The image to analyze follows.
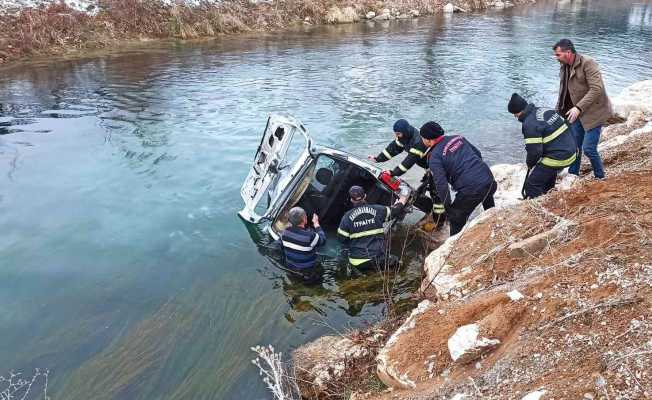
[374,124,431,177]
[337,202,404,265]
[428,135,495,209]
[279,226,326,269]
[519,104,577,169]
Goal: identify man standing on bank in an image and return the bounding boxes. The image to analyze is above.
[508,93,577,198]
[553,38,612,180]
[420,122,497,236]
[369,119,446,224]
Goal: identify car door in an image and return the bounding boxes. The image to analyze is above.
[239,114,313,223]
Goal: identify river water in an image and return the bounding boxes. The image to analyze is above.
[0,0,650,398]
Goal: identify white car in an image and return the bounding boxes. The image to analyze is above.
[239,114,413,239]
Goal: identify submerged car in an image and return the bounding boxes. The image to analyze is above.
[239,114,414,239]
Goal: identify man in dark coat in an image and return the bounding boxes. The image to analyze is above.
[337,186,407,271]
[369,119,446,224]
[508,93,577,198]
[420,122,497,236]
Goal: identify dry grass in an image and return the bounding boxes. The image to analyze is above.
[0,0,508,65]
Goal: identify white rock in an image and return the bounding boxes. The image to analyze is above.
[374,12,390,20]
[494,1,505,8]
[490,163,528,207]
[612,80,652,119]
[409,9,420,17]
[451,394,468,400]
[365,11,376,19]
[421,237,462,296]
[443,3,455,13]
[522,390,547,400]
[447,323,500,363]
[507,289,524,301]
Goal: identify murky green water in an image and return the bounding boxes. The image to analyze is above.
[0,0,650,398]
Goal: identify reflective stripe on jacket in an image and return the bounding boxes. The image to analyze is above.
[280,226,326,269]
[519,104,577,169]
[337,202,403,262]
[374,124,431,176]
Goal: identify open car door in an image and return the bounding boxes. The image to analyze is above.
[239,114,313,223]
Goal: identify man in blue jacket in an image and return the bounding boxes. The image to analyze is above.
[369,119,446,224]
[420,122,497,236]
[279,207,326,283]
[508,93,577,198]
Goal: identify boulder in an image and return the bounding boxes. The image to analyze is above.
[521,390,547,400]
[409,9,420,17]
[612,80,652,119]
[365,11,376,19]
[447,323,500,364]
[325,6,358,24]
[508,219,575,259]
[293,335,369,395]
[443,3,455,13]
[420,236,463,298]
[494,1,505,8]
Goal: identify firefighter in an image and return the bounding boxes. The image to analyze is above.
[337,186,407,271]
[368,119,445,225]
[278,207,326,283]
[508,93,577,198]
[420,121,497,236]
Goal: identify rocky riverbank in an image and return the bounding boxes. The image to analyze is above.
[0,0,532,66]
[293,80,652,399]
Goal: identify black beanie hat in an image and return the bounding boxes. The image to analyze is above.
[419,121,445,139]
[508,93,528,114]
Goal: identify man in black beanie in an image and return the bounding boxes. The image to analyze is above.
[508,93,577,198]
[420,122,497,236]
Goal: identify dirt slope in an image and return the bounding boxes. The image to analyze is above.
[366,109,652,400]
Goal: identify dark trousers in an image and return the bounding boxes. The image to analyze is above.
[524,164,558,199]
[413,174,447,226]
[448,180,497,236]
[286,264,322,285]
[352,255,399,272]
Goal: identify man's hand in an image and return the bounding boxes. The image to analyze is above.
[367,155,377,161]
[312,213,320,228]
[566,106,581,123]
[396,195,408,205]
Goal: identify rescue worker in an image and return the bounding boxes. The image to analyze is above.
[337,186,407,271]
[368,119,446,225]
[278,207,326,283]
[508,93,577,198]
[420,122,497,236]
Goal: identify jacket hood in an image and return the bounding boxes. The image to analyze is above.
[518,103,536,123]
[393,119,416,140]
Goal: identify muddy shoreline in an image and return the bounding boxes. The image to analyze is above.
[293,80,652,399]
